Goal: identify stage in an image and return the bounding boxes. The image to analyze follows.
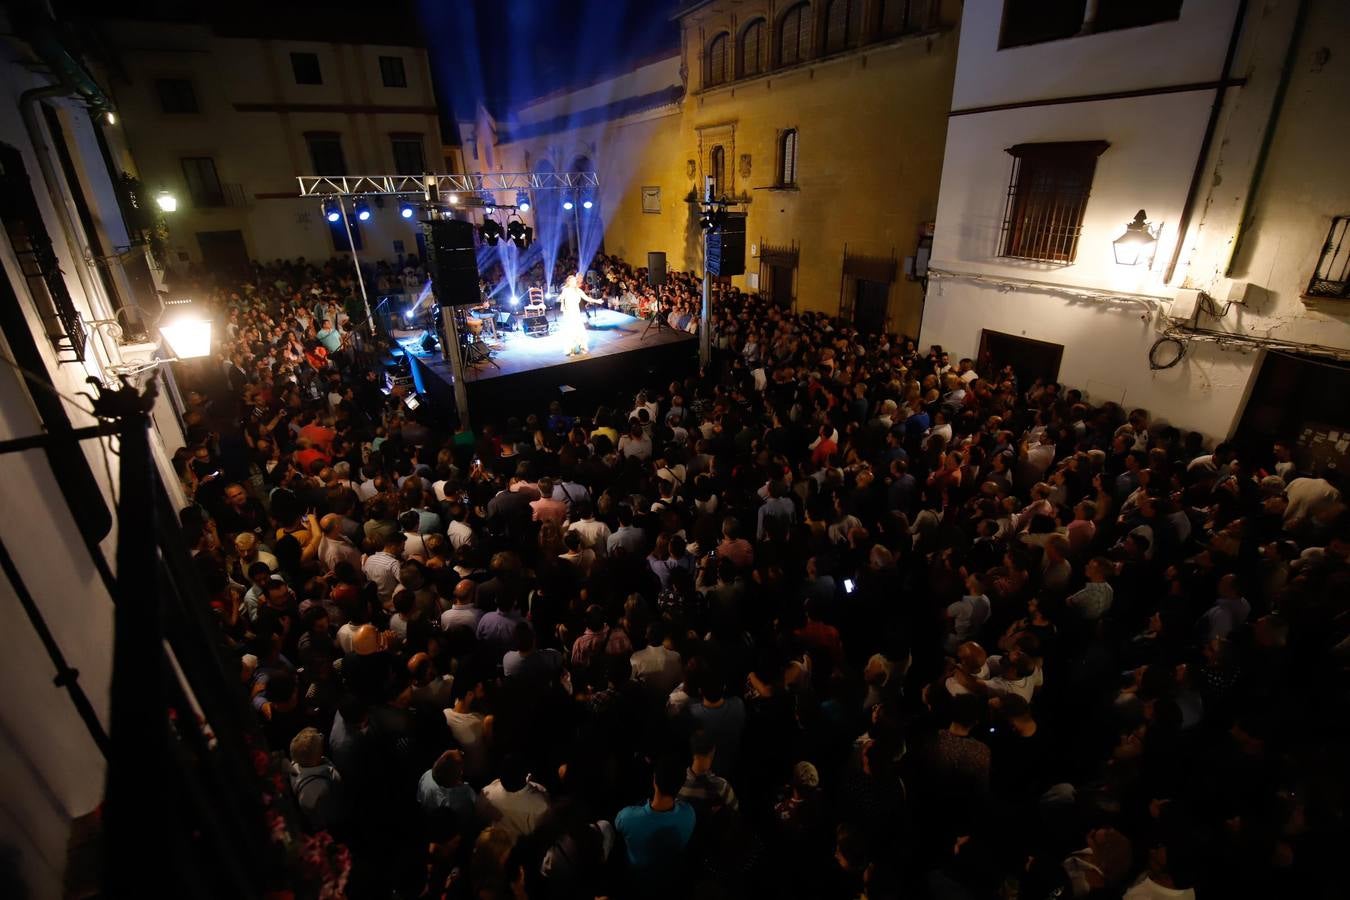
[401,307,697,418]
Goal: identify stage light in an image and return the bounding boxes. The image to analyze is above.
[355,197,372,221]
[156,190,178,213]
[510,295,519,306]
[563,198,574,211]
[480,217,503,247]
[485,205,495,215]
[399,200,415,219]
[449,194,460,205]
[405,308,414,321]
[516,190,531,212]
[323,199,341,223]
[582,199,593,210]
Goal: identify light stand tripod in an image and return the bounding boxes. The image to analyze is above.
[640,297,673,341]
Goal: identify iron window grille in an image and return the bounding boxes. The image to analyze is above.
[778,2,812,67]
[707,33,730,87]
[999,141,1108,264]
[824,0,861,54]
[779,129,799,187]
[740,19,767,77]
[1307,215,1350,299]
[880,0,937,36]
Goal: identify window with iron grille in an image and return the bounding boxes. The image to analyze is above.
[710,145,726,198]
[824,0,861,54]
[379,55,407,88]
[706,33,730,87]
[306,134,347,175]
[291,51,323,85]
[740,19,766,77]
[155,78,199,114]
[1307,216,1350,299]
[779,129,799,186]
[999,141,1108,264]
[181,157,224,207]
[391,136,425,175]
[778,2,812,67]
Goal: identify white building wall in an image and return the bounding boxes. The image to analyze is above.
[0,46,185,899]
[921,0,1345,440]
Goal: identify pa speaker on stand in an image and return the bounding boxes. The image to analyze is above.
[706,212,746,278]
[647,251,667,286]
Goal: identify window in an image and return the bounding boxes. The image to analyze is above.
[740,19,767,77]
[306,134,347,175]
[379,55,407,88]
[391,136,425,175]
[779,129,799,186]
[1000,0,1182,49]
[824,0,861,54]
[879,0,935,37]
[706,33,730,87]
[291,51,323,84]
[155,78,199,114]
[710,145,726,198]
[778,2,812,67]
[1308,216,1350,299]
[999,141,1108,264]
[181,157,224,207]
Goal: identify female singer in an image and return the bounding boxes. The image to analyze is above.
[559,273,589,357]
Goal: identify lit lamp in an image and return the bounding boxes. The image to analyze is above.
[158,315,213,360]
[155,190,178,213]
[1113,209,1159,266]
[90,298,211,381]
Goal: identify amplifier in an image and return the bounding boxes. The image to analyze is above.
[522,313,549,336]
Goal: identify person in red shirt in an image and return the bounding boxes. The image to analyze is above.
[297,410,336,455]
[794,597,843,667]
[811,424,838,469]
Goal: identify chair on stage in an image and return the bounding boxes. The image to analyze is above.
[522,287,550,336]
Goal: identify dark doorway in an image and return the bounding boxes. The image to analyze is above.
[770,263,794,309]
[196,230,250,277]
[1236,351,1350,473]
[854,279,889,334]
[978,329,1064,386]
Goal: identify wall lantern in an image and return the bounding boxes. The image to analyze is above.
[157,298,213,360]
[1113,209,1159,266]
[155,190,178,213]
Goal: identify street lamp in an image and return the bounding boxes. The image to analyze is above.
[155,190,178,213]
[1113,209,1159,266]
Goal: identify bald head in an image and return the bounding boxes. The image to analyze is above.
[453,579,477,606]
[320,513,343,536]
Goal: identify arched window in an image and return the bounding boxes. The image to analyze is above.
[779,129,798,186]
[879,0,934,37]
[739,18,766,77]
[710,145,726,198]
[824,0,861,54]
[706,32,730,87]
[777,2,811,67]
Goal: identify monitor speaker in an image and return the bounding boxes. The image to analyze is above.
[706,212,746,277]
[425,219,481,305]
[647,251,667,286]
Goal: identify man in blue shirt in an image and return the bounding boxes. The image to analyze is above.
[614,755,695,875]
[315,318,343,353]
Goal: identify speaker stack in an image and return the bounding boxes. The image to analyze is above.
[424,219,481,304]
[647,251,667,286]
[706,212,746,277]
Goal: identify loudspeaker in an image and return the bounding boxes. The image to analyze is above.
[647,251,667,286]
[706,212,746,277]
[425,219,481,305]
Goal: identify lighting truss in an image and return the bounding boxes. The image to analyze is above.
[296,171,599,198]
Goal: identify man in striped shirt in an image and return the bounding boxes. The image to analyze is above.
[678,732,737,819]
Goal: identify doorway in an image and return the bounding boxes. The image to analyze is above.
[854,279,889,334]
[1236,351,1350,473]
[770,263,794,310]
[195,230,250,277]
[977,329,1064,386]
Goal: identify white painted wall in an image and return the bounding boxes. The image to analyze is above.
[921,0,1349,440]
[0,42,183,899]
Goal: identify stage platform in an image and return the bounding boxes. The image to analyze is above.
[402,308,697,419]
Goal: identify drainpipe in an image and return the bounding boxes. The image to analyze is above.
[1224,0,1310,277]
[20,84,112,327]
[1163,0,1250,285]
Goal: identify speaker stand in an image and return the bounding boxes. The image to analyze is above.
[641,303,673,342]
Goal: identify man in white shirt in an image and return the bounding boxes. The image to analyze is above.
[567,500,611,557]
[362,533,405,606]
[440,580,483,632]
[945,574,991,654]
[317,514,361,573]
[1284,473,1341,524]
[399,511,429,559]
[445,503,474,550]
[630,623,684,698]
[477,755,549,842]
[1067,558,1115,620]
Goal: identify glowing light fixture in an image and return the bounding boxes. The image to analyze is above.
[1113,209,1159,266]
[156,190,178,213]
[355,197,372,221]
[158,298,213,360]
[104,111,117,125]
[562,198,574,211]
[449,194,460,205]
[399,200,415,219]
[480,217,503,247]
[516,190,531,212]
[582,199,593,210]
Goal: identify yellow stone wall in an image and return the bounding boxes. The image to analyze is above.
[493,0,959,337]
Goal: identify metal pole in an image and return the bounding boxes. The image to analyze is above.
[337,195,377,335]
[700,227,711,370]
[440,305,472,431]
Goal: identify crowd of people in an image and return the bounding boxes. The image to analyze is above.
[174,252,1348,899]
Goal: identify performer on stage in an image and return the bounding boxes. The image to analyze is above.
[559,273,589,357]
